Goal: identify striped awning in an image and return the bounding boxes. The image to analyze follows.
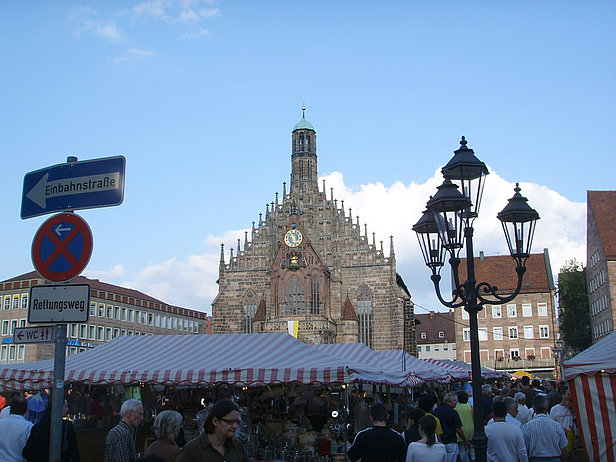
[421,358,470,380]
[564,332,616,462]
[0,333,419,391]
[314,343,434,385]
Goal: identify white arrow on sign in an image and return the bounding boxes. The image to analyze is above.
[26,172,121,209]
[54,224,72,236]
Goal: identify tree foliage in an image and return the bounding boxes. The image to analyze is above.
[558,259,591,353]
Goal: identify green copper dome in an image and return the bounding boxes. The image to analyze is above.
[293,116,314,131]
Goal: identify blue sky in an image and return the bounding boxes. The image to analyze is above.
[2,1,615,314]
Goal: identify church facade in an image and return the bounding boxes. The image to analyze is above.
[212,111,416,353]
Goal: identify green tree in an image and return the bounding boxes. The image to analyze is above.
[558,259,591,353]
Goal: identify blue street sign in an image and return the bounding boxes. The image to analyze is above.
[21,156,126,219]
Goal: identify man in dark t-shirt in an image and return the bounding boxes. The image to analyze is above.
[434,392,469,462]
[348,402,406,462]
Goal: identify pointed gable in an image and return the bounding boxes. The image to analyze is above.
[341,297,358,321]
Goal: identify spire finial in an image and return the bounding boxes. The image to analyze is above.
[302,99,306,119]
[460,136,468,148]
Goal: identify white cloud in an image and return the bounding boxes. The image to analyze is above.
[69,6,124,41]
[132,0,219,23]
[107,172,585,315]
[84,264,125,281]
[112,48,155,64]
[181,28,211,39]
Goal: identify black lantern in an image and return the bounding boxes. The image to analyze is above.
[413,208,446,274]
[497,183,540,266]
[441,136,489,220]
[426,178,471,256]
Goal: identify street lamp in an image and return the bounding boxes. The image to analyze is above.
[413,137,539,462]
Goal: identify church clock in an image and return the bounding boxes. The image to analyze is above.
[284,229,303,247]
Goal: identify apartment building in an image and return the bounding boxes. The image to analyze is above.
[587,190,616,343]
[415,310,456,360]
[453,250,558,374]
[1,271,210,364]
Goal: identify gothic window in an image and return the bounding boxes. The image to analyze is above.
[357,285,373,347]
[243,290,258,333]
[283,277,305,315]
[299,133,305,152]
[299,160,303,179]
[309,277,321,315]
[306,135,310,152]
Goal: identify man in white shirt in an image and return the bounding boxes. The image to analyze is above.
[487,397,522,428]
[514,392,532,424]
[485,400,528,462]
[522,395,567,461]
[0,396,34,462]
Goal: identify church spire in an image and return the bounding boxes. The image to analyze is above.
[290,105,318,197]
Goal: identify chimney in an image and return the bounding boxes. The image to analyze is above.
[479,250,485,261]
[430,311,435,319]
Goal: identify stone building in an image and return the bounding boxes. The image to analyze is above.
[415,310,456,360]
[587,190,616,343]
[212,110,415,353]
[453,250,558,375]
[1,272,209,364]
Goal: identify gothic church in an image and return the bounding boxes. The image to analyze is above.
[212,109,416,353]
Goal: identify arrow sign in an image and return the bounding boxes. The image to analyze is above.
[14,326,54,344]
[21,156,125,219]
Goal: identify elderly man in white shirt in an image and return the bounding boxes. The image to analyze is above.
[514,392,533,424]
[0,396,34,462]
[487,397,522,428]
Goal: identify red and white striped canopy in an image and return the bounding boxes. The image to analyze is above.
[0,333,419,391]
[314,343,436,384]
[564,332,616,462]
[421,358,470,380]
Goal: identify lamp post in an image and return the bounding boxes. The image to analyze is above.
[553,337,565,379]
[413,137,539,462]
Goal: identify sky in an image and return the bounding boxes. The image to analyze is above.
[2,1,615,316]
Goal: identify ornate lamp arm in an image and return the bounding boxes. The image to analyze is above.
[476,265,526,305]
[430,274,466,308]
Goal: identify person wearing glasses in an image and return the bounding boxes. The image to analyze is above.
[176,400,248,462]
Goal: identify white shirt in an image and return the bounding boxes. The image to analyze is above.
[487,413,522,427]
[0,414,34,462]
[0,406,11,419]
[515,404,532,425]
[550,404,573,431]
[406,441,447,462]
[485,421,529,462]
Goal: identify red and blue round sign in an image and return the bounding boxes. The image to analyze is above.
[31,213,93,282]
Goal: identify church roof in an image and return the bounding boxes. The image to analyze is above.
[293,115,315,132]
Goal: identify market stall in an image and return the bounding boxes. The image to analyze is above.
[563,331,616,462]
[425,358,505,380]
[0,333,423,461]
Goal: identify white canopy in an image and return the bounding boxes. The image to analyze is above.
[563,331,616,380]
[0,333,420,391]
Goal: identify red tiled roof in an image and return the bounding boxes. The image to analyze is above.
[0,271,208,319]
[458,253,552,294]
[588,191,616,259]
[415,310,456,344]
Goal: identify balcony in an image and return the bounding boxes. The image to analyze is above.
[490,358,556,371]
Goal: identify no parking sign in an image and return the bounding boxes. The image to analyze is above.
[31,213,93,282]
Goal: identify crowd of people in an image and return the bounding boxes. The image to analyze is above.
[347,376,576,462]
[0,376,576,462]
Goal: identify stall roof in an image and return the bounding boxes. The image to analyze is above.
[563,331,616,380]
[425,359,505,380]
[0,333,420,391]
[314,343,445,383]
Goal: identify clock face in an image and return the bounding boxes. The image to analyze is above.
[284,229,303,247]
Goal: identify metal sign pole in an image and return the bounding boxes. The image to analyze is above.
[49,324,67,462]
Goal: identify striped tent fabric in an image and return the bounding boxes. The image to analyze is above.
[421,358,469,380]
[428,359,504,380]
[564,332,616,462]
[315,343,445,384]
[0,333,419,391]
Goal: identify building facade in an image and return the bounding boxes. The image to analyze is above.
[587,190,616,343]
[0,272,209,364]
[453,250,558,375]
[212,110,416,353]
[415,310,456,360]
